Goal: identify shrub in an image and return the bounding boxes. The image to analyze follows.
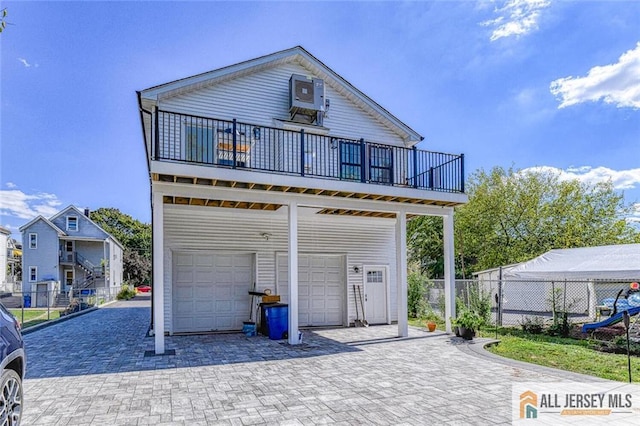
[453,308,483,330]
[408,269,429,318]
[466,283,492,326]
[117,284,137,300]
[520,316,545,334]
[547,311,571,337]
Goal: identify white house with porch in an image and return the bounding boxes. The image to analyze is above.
[137,46,467,354]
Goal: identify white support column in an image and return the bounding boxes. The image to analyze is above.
[152,190,165,354]
[396,210,408,338]
[287,202,300,345]
[443,209,456,333]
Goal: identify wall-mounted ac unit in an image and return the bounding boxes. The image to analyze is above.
[289,74,324,123]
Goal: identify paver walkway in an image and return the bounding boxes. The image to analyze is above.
[22,297,606,425]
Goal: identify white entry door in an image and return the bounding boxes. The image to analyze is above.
[364,266,388,324]
[277,254,345,327]
[173,251,253,333]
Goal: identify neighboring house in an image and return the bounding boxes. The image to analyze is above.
[474,244,640,318]
[19,206,124,307]
[138,46,467,354]
[0,226,10,291]
[5,237,22,291]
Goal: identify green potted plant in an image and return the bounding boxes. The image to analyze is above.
[452,308,482,340]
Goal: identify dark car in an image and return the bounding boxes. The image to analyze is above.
[0,301,25,425]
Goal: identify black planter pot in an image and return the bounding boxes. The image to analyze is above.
[459,327,475,340]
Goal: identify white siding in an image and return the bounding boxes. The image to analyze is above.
[0,231,8,287]
[162,204,397,333]
[159,62,405,147]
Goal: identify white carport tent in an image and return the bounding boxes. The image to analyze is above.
[503,244,640,281]
[151,181,459,354]
[496,244,640,316]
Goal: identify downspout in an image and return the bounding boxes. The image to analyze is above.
[138,90,155,334]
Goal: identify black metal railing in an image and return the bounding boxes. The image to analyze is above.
[154,110,465,193]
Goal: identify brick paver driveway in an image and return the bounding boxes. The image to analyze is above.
[22,297,603,425]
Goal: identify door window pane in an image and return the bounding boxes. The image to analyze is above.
[369,145,393,184]
[340,141,362,181]
[185,125,215,163]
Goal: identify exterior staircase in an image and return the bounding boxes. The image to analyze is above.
[54,293,70,308]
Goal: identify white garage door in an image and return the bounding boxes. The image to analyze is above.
[173,252,253,333]
[277,254,345,327]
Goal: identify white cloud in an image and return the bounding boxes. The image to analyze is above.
[0,189,62,220]
[5,182,16,189]
[481,0,550,41]
[523,165,640,190]
[17,57,38,68]
[550,42,640,109]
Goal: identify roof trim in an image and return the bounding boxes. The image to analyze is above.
[138,46,423,144]
[49,205,124,247]
[18,216,65,235]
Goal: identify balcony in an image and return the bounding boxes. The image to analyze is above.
[153,111,465,194]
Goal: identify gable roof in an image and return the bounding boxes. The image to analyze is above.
[20,206,124,248]
[50,205,123,247]
[139,46,423,144]
[18,216,65,235]
[504,244,640,280]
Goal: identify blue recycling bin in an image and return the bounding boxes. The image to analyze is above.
[264,304,288,340]
[23,295,31,308]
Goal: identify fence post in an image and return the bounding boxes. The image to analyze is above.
[300,129,305,177]
[497,266,503,326]
[460,153,465,193]
[154,107,159,160]
[232,119,237,169]
[47,289,51,320]
[360,139,366,183]
[412,147,418,188]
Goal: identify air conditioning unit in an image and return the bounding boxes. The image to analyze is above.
[289,74,324,123]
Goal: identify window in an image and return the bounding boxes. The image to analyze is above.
[67,216,78,231]
[29,233,37,249]
[340,141,362,181]
[185,124,215,163]
[367,270,384,283]
[29,267,37,282]
[369,145,393,184]
[65,270,74,286]
[65,241,74,252]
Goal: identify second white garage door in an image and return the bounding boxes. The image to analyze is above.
[277,254,345,327]
[173,251,253,333]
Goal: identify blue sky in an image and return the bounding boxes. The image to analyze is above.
[1,0,639,240]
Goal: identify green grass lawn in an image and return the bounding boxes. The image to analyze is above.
[10,309,61,328]
[478,328,640,383]
[409,319,640,382]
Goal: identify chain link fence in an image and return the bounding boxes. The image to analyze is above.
[422,278,640,345]
[0,287,122,329]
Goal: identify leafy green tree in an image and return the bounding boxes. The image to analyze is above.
[90,208,151,287]
[0,9,7,34]
[408,166,639,277]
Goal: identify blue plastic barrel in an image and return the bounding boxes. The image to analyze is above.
[265,304,288,340]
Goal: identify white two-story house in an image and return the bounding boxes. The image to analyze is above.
[19,206,124,307]
[138,46,467,354]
